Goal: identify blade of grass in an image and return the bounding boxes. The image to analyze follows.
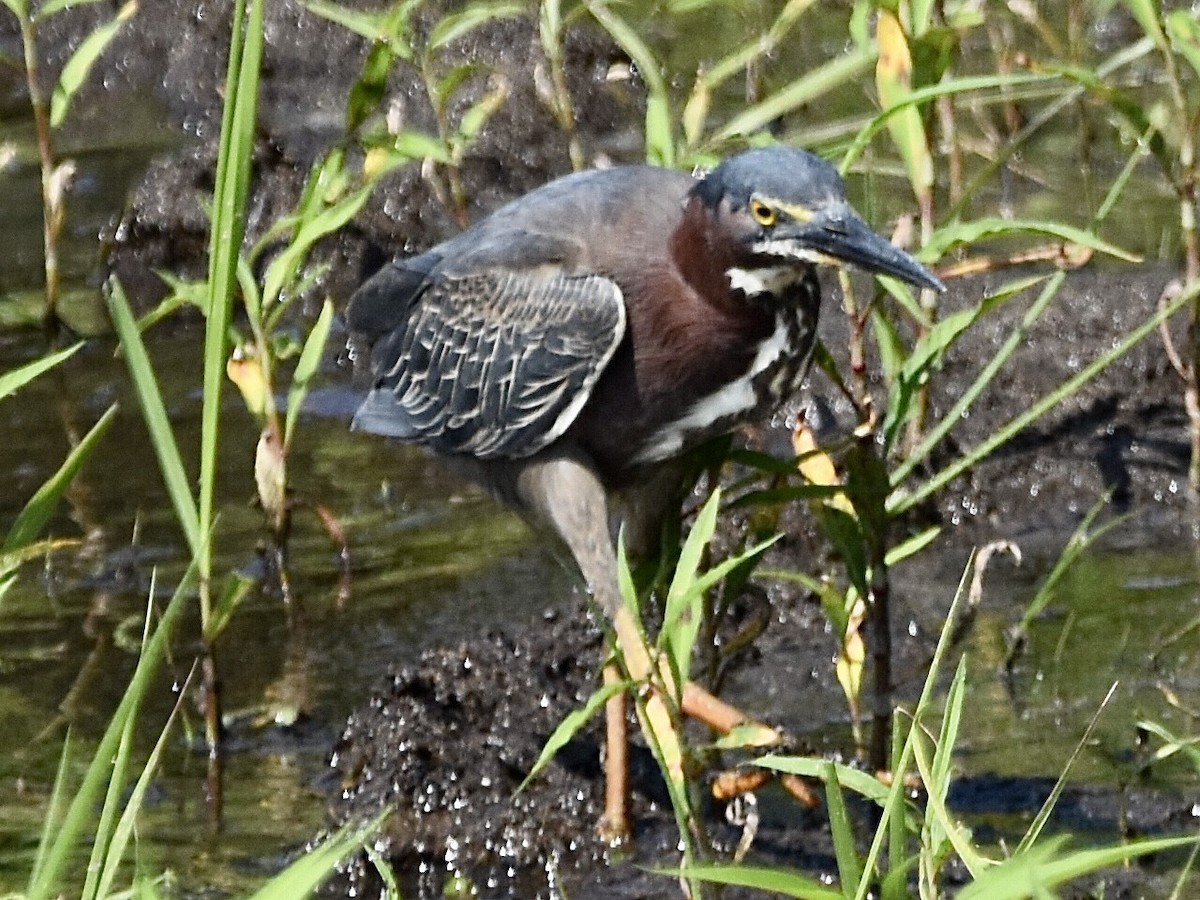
[824,759,864,894]
[0,341,81,401]
[671,863,843,899]
[518,679,627,791]
[4,403,118,552]
[714,48,876,145]
[49,0,136,128]
[81,704,136,900]
[92,664,197,899]
[893,278,1198,513]
[247,812,390,900]
[851,557,976,900]
[283,299,334,450]
[27,559,196,900]
[108,279,201,553]
[956,835,1197,900]
[26,730,74,894]
[1017,682,1120,853]
[201,0,263,591]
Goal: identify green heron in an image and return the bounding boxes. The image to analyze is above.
[346,146,942,838]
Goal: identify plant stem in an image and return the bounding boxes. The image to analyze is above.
[18,12,63,337]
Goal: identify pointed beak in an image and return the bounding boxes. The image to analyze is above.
[794,202,944,293]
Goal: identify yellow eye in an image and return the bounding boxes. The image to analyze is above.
[749,198,777,227]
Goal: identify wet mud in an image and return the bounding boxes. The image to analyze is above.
[8,2,1199,896]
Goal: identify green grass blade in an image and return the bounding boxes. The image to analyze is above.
[911,719,992,878]
[0,341,81,401]
[201,0,263,575]
[714,48,876,145]
[81,709,136,900]
[93,665,195,899]
[261,185,371,312]
[956,835,1197,900]
[923,217,1140,263]
[428,1,524,50]
[49,1,135,128]
[4,403,118,552]
[518,680,627,792]
[1018,681,1120,854]
[26,730,73,894]
[108,280,201,553]
[823,760,864,894]
[671,863,844,899]
[893,279,1197,513]
[284,299,334,450]
[841,72,1054,174]
[755,754,891,806]
[852,559,976,900]
[661,488,720,681]
[1006,498,1119,662]
[246,813,389,900]
[27,560,195,900]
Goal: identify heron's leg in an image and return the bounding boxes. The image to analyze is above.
[514,452,669,842]
[513,453,792,833]
[602,662,629,841]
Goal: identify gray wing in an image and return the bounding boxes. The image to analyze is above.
[350,268,625,459]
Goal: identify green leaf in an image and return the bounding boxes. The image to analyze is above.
[841,71,1055,175]
[0,342,81,401]
[300,0,389,42]
[27,564,194,900]
[820,505,868,599]
[824,761,864,894]
[670,863,843,899]
[956,836,1198,900]
[453,76,509,148]
[661,488,720,679]
[871,306,906,388]
[885,526,940,566]
[50,1,136,128]
[5,404,117,552]
[261,184,371,309]
[91,671,190,900]
[202,0,264,569]
[247,813,390,900]
[912,726,993,878]
[346,40,394,134]
[715,48,876,144]
[207,571,256,641]
[518,680,627,792]
[428,1,523,50]
[1121,0,1168,53]
[393,129,453,163]
[107,279,201,554]
[755,753,893,805]
[1167,10,1200,77]
[284,299,334,450]
[924,217,1140,263]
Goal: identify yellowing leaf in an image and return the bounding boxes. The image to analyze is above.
[875,10,932,201]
